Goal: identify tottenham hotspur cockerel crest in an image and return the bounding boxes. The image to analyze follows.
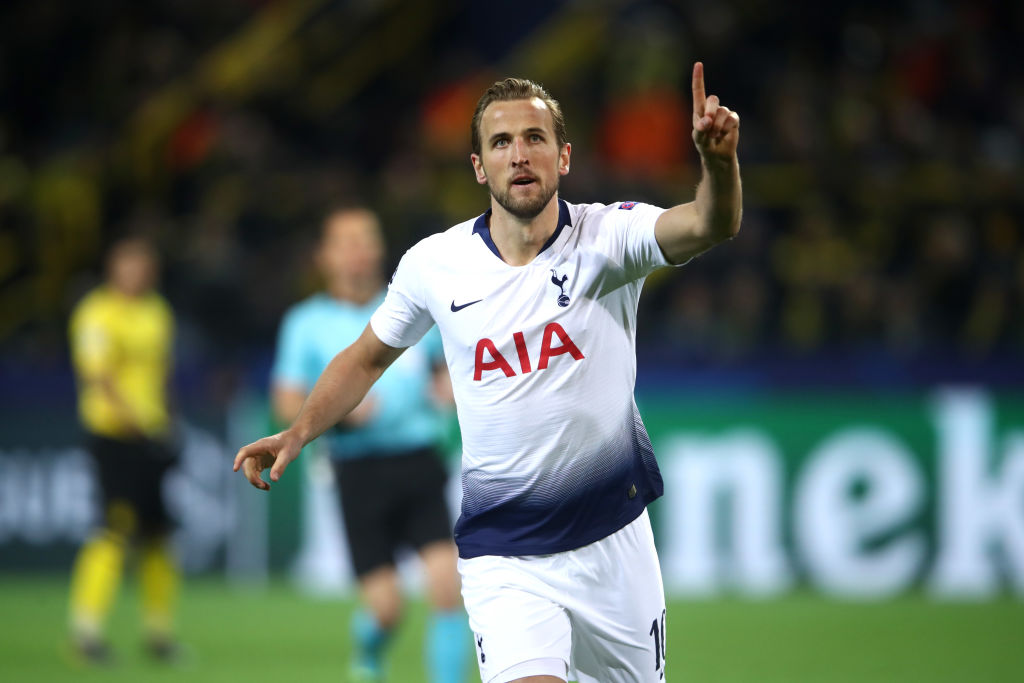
[550,269,570,307]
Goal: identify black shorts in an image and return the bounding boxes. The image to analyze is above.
[88,433,178,537]
[333,447,453,578]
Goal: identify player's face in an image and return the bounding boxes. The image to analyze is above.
[110,247,157,297]
[318,210,384,283]
[471,97,570,221]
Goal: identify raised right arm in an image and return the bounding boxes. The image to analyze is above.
[234,323,404,490]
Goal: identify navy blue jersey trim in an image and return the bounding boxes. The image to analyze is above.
[472,199,572,262]
[454,492,657,559]
[457,505,647,559]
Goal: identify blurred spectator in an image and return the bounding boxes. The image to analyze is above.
[598,6,691,182]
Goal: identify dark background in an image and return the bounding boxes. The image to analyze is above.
[0,0,1021,415]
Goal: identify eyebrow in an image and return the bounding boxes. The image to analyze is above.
[488,127,548,146]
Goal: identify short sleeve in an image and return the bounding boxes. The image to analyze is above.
[607,201,674,280]
[370,246,436,348]
[271,308,311,390]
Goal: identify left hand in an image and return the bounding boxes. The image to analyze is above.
[691,62,740,161]
[233,429,304,490]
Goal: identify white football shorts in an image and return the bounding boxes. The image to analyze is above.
[459,509,668,683]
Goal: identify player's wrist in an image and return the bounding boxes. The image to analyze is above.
[283,424,311,451]
[698,151,737,172]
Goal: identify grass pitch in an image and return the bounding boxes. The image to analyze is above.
[0,576,1021,682]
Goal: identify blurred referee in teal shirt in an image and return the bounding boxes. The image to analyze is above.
[271,207,469,683]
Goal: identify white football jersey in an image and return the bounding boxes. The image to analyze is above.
[370,199,676,558]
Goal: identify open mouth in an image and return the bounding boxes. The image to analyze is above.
[512,177,536,186]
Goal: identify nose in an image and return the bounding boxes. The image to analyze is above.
[511,137,529,165]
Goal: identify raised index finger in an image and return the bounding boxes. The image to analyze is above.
[692,61,706,117]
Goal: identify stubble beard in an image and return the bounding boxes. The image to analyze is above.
[489,176,559,221]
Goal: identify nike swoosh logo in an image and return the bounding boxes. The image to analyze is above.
[450,299,483,312]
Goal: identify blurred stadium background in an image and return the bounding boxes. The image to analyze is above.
[1,0,1022,681]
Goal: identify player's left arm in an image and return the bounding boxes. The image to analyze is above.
[654,61,742,265]
[234,324,404,490]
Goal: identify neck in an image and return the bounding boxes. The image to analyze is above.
[327,277,379,305]
[488,196,560,267]
[110,283,145,299]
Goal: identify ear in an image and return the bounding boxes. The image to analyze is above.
[558,142,571,176]
[470,154,488,185]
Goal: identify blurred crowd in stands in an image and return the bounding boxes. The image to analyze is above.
[0,0,1021,397]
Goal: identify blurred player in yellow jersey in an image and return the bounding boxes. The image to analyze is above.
[67,236,182,664]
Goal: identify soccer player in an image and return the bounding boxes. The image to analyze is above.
[270,207,469,683]
[235,62,741,682]
[67,237,182,664]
